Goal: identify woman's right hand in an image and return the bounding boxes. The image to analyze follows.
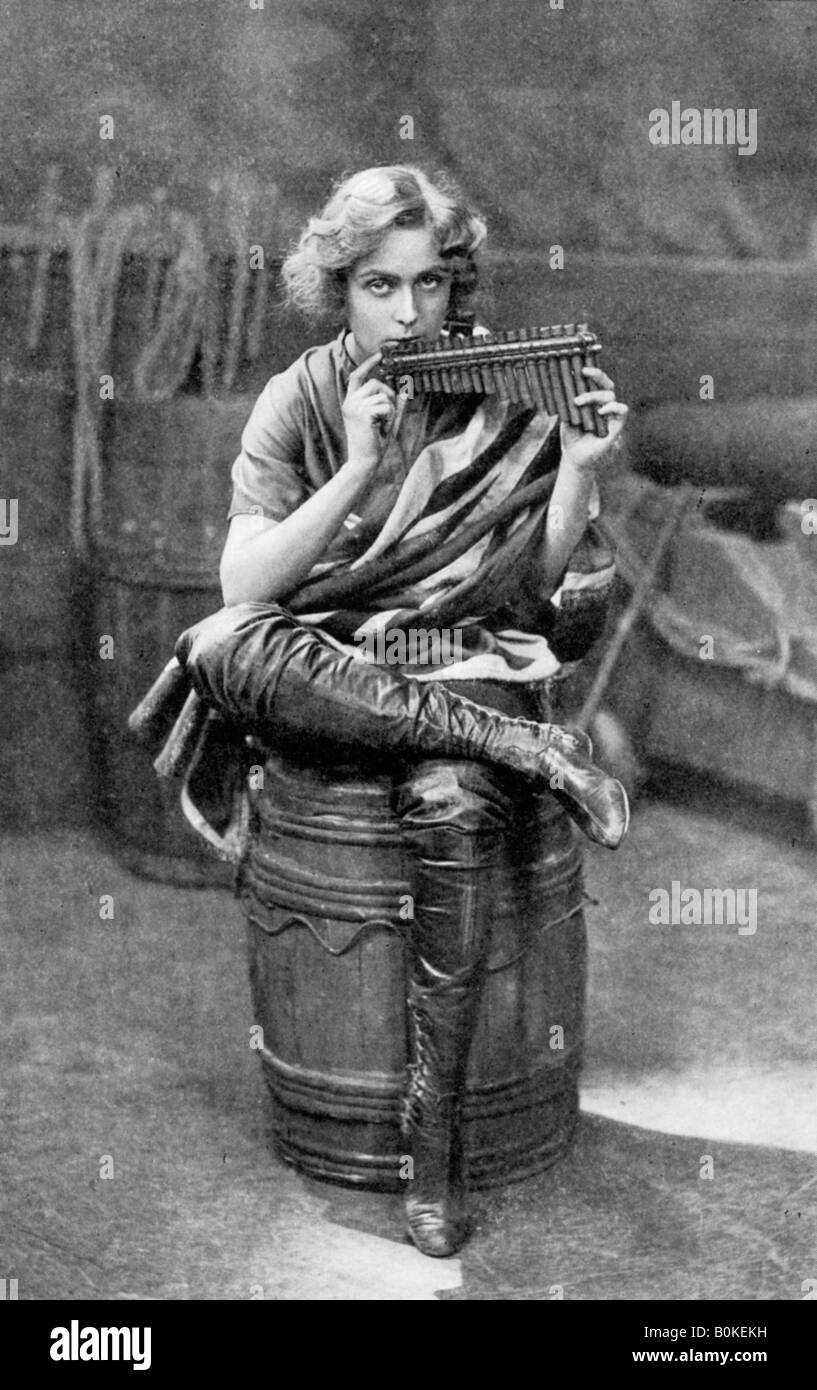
[341,351,399,472]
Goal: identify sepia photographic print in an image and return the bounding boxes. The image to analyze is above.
[1,0,814,1346]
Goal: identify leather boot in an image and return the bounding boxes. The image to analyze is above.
[402,964,483,1257]
[176,603,628,848]
[395,760,511,1256]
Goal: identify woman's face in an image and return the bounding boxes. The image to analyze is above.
[345,224,453,362]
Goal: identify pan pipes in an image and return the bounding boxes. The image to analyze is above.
[380,321,609,437]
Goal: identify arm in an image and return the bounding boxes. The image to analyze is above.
[535,365,628,593]
[220,352,399,606]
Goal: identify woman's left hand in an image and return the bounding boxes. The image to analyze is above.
[559,366,628,471]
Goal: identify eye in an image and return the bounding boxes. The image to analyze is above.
[419,273,446,290]
[367,278,393,296]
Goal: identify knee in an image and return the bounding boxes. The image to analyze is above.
[394,760,515,838]
[175,602,287,675]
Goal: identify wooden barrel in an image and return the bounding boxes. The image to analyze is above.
[91,396,255,886]
[240,751,587,1192]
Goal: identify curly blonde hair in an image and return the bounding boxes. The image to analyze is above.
[281,165,487,325]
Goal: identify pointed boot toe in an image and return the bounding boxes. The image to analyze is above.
[552,774,630,849]
[404,1191,471,1257]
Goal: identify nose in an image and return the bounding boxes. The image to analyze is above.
[395,285,418,328]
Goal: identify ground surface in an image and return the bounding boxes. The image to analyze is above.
[1,782,814,1301]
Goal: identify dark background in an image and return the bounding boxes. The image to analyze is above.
[1,0,816,1308]
[3,0,817,257]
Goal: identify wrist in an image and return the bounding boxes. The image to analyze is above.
[557,453,598,488]
[341,451,379,481]
[559,442,597,472]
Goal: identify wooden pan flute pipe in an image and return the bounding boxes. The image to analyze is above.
[380,322,609,437]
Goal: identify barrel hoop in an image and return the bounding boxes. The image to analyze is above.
[255,803,580,855]
[269,1129,572,1173]
[244,849,409,913]
[262,760,568,823]
[269,1131,573,1192]
[262,1073,579,1125]
[266,1084,398,1124]
[485,893,592,974]
[244,880,403,922]
[256,809,403,848]
[271,1136,404,1170]
[260,790,395,819]
[262,1074,580,1126]
[258,777,394,806]
[262,760,392,794]
[259,1049,403,1100]
[245,907,406,956]
[270,1134,402,1185]
[257,1047,580,1115]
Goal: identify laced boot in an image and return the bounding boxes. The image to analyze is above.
[401,963,483,1257]
[484,720,629,848]
[175,603,628,848]
[395,759,509,1257]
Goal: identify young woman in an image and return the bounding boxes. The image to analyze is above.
[173,165,629,1257]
